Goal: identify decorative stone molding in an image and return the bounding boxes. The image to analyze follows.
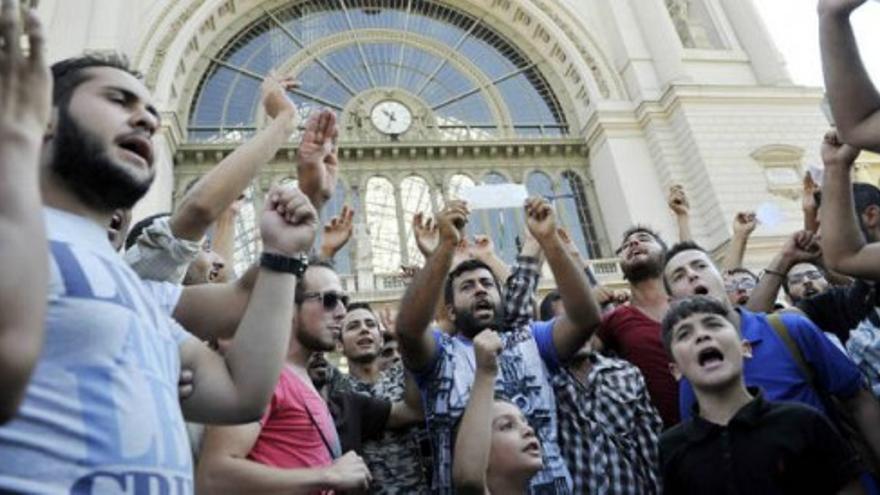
[750,144,804,201]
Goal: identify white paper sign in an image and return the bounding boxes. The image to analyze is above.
[458,184,529,210]
[755,202,784,229]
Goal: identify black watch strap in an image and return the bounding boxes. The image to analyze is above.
[260,252,309,277]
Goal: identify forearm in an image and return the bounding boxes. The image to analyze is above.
[198,455,333,494]
[223,269,296,417]
[804,208,820,234]
[397,242,453,367]
[452,371,494,494]
[820,10,880,149]
[172,118,292,241]
[542,236,600,330]
[479,253,511,286]
[0,142,48,422]
[745,254,790,313]
[820,166,870,275]
[722,234,749,271]
[212,210,237,281]
[676,214,692,242]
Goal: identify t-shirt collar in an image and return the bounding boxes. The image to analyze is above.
[44,206,114,252]
[685,386,767,442]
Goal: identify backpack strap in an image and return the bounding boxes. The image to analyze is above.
[767,313,818,389]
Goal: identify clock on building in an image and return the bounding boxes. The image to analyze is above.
[370,100,413,135]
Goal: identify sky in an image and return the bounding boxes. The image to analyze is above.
[755,1,880,87]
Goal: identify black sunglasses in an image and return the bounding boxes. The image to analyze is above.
[298,291,349,310]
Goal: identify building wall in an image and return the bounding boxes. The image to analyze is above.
[35,0,833,288]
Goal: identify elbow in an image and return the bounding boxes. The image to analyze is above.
[178,198,218,232]
[196,457,229,495]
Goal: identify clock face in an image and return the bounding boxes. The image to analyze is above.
[370,100,412,135]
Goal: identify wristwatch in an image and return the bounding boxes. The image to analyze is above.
[260,252,309,277]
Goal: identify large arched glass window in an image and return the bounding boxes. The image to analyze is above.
[365,177,401,273]
[188,0,568,142]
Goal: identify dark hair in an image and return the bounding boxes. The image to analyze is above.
[662,241,710,293]
[661,296,736,357]
[294,258,337,305]
[444,259,500,305]
[781,262,825,296]
[539,291,561,321]
[51,53,141,108]
[619,225,668,254]
[815,182,880,215]
[725,267,758,283]
[124,212,170,251]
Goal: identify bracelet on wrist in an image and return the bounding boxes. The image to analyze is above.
[260,252,309,277]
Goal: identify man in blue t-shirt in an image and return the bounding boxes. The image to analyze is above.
[0,46,330,493]
[662,241,880,474]
[396,198,602,495]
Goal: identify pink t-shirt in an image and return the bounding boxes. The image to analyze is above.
[247,366,340,469]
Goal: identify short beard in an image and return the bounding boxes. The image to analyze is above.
[49,105,154,212]
[455,304,506,339]
[297,326,336,353]
[346,349,379,365]
[621,254,664,284]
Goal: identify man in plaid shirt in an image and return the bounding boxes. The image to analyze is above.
[510,242,663,494]
[398,198,602,495]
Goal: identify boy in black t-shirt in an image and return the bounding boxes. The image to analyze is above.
[659,296,864,495]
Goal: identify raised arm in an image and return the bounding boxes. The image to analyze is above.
[471,235,511,288]
[171,73,299,241]
[803,173,821,234]
[818,130,880,279]
[0,3,50,424]
[722,212,757,271]
[318,205,354,261]
[412,211,439,259]
[667,184,693,242]
[177,184,315,423]
[746,230,821,313]
[524,198,601,361]
[197,423,372,494]
[818,0,880,152]
[297,109,339,211]
[386,371,426,429]
[396,201,469,371]
[453,330,501,495]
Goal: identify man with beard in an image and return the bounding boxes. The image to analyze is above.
[663,241,880,486]
[337,303,431,494]
[122,73,337,285]
[596,226,680,427]
[0,40,322,492]
[0,1,49,425]
[197,262,375,493]
[396,198,601,494]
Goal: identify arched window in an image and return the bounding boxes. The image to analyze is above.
[365,177,401,273]
[400,176,434,265]
[447,174,480,238]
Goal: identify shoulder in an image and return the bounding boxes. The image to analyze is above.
[659,422,691,456]
[762,400,827,424]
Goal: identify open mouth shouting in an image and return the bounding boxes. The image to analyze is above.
[473,298,495,318]
[692,284,710,296]
[697,346,725,370]
[116,132,154,170]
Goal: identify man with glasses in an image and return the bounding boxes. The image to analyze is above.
[723,268,758,306]
[197,261,377,494]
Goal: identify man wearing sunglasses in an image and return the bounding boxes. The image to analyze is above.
[198,261,376,494]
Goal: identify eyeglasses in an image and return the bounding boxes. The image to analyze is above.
[788,270,824,285]
[724,279,757,293]
[298,291,349,310]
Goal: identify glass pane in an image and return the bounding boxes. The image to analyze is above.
[365,177,401,274]
[399,176,434,265]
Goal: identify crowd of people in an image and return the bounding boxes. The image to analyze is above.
[3,0,880,493]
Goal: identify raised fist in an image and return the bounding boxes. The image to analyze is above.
[260,183,318,257]
[473,329,502,373]
[0,2,51,141]
[524,197,557,242]
[436,201,469,247]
